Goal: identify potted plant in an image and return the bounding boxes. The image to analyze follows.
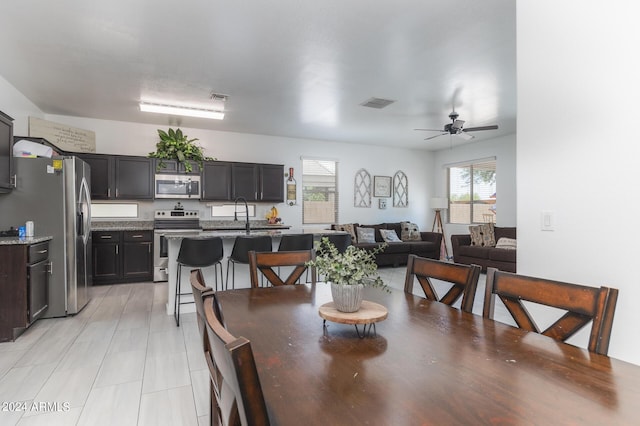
[308,237,388,312]
[148,128,215,172]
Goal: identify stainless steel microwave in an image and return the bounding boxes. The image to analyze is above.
[154,174,201,199]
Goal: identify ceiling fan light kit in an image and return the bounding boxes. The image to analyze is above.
[139,102,225,120]
[415,110,498,141]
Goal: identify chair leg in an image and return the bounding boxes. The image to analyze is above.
[174,263,182,327]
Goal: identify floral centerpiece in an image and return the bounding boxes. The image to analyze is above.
[307,237,387,312]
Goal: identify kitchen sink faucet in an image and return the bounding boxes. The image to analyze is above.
[234,197,250,234]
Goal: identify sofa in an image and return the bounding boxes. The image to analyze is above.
[332,222,442,267]
[450,226,516,272]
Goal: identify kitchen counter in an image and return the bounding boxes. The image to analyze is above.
[0,236,53,245]
[91,221,154,231]
[200,220,290,231]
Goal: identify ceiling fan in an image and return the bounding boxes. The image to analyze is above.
[415,111,498,141]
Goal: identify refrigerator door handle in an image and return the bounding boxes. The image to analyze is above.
[77,211,84,236]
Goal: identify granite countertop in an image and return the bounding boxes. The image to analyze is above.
[163,228,345,240]
[91,221,154,231]
[200,220,291,231]
[0,236,53,245]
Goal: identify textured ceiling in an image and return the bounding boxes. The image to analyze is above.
[0,0,516,151]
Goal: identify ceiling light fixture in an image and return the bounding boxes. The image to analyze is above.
[139,102,225,120]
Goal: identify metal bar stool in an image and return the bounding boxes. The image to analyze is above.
[278,234,314,282]
[175,237,224,326]
[226,235,272,289]
[321,233,352,253]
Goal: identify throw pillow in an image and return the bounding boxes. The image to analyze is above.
[495,237,517,250]
[469,223,496,247]
[380,229,402,243]
[356,227,376,244]
[335,223,357,242]
[400,221,421,241]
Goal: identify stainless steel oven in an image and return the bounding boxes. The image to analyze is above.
[153,209,201,282]
[154,174,201,199]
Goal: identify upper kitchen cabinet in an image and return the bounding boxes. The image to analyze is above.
[79,154,153,200]
[202,161,232,201]
[0,111,15,194]
[231,162,283,202]
[154,159,201,175]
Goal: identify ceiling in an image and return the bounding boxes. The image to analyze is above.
[0,1,516,151]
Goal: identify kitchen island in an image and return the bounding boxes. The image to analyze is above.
[164,228,346,315]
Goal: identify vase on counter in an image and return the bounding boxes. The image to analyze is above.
[330,282,364,313]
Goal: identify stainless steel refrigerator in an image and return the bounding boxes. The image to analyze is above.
[0,157,91,317]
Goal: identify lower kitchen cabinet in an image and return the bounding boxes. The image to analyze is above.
[92,230,153,284]
[0,239,51,342]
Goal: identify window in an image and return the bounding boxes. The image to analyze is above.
[302,158,338,224]
[447,158,496,224]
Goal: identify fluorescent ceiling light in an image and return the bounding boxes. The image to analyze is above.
[139,102,225,120]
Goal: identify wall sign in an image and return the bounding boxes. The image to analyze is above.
[373,175,392,197]
[29,117,96,153]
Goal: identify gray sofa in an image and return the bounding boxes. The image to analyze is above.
[450,226,516,272]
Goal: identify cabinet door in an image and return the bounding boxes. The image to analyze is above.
[115,157,153,199]
[80,154,113,199]
[93,242,120,282]
[232,163,258,201]
[27,260,49,323]
[202,161,232,200]
[0,111,14,193]
[259,164,284,201]
[122,241,153,281]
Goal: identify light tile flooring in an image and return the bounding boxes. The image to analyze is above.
[0,267,496,426]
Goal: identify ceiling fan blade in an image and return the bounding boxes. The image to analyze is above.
[458,132,474,141]
[424,133,447,141]
[414,128,444,132]
[463,125,499,132]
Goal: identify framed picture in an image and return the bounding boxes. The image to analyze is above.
[374,176,392,197]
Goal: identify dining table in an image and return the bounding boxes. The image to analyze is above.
[215,282,640,425]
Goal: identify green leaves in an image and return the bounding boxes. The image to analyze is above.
[148,127,216,172]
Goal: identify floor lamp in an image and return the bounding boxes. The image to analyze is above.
[430,197,449,260]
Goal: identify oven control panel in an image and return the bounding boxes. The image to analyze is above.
[154,210,200,218]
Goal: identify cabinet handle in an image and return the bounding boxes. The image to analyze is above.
[115,245,119,254]
[108,188,111,198]
[37,249,48,254]
[116,188,119,198]
[148,245,151,253]
[100,235,112,239]
[131,234,143,238]
[10,174,17,188]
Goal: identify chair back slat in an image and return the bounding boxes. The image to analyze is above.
[484,267,619,355]
[204,294,270,425]
[248,250,315,288]
[404,254,481,313]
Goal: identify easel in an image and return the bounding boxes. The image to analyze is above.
[431,209,449,260]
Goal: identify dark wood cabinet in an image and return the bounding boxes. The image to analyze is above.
[79,154,153,200]
[202,161,232,200]
[229,162,283,202]
[0,111,15,194]
[260,164,285,201]
[92,230,152,284]
[155,159,201,175]
[231,163,259,200]
[0,240,51,342]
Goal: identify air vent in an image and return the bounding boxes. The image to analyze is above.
[210,93,228,111]
[360,97,396,109]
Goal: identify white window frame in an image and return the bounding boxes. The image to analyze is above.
[446,157,496,225]
[301,158,338,225]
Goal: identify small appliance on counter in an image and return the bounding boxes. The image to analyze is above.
[0,227,19,237]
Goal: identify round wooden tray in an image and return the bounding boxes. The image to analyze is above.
[318,300,388,325]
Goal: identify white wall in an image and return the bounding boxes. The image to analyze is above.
[518,1,640,365]
[0,74,44,134]
[432,134,517,253]
[43,114,436,229]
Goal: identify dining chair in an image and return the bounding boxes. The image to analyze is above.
[403,254,481,313]
[277,234,314,282]
[203,289,271,426]
[189,269,225,426]
[248,249,316,288]
[483,267,619,355]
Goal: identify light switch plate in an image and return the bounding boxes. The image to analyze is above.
[541,211,555,231]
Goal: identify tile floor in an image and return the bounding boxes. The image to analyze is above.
[0,267,498,426]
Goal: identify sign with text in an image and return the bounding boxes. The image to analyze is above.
[28,117,96,153]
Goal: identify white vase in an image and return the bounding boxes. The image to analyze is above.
[330,283,364,313]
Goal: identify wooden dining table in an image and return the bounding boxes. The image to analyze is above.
[215,283,640,425]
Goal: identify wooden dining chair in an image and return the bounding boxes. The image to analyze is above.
[403,254,481,313]
[483,267,619,355]
[248,249,316,288]
[203,290,270,426]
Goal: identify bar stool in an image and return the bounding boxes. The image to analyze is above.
[226,235,272,289]
[322,233,352,253]
[175,237,224,326]
[278,234,314,282]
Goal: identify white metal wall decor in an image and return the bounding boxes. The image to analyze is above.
[354,168,372,207]
[393,170,408,207]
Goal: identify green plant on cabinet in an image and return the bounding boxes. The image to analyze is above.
[148,128,215,172]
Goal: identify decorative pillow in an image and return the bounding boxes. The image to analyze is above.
[400,221,421,241]
[380,229,402,243]
[335,223,357,242]
[356,227,376,244]
[469,223,496,247]
[495,237,517,250]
